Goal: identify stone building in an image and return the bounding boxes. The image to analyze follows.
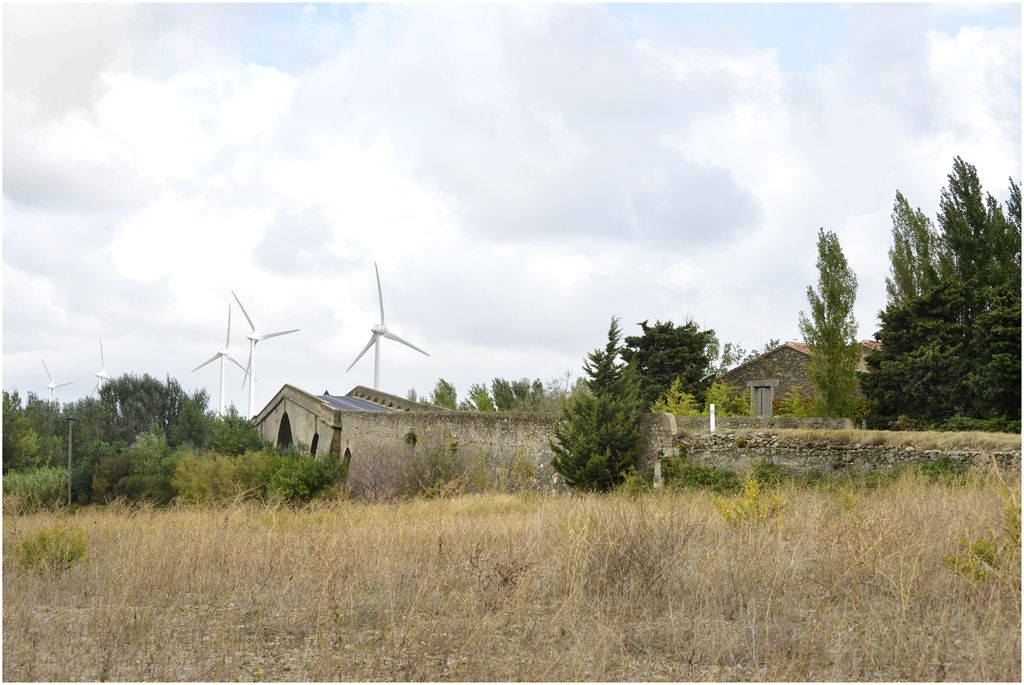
[719,340,880,416]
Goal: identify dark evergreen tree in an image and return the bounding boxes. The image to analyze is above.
[866,159,1021,427]
[799,228,860,418]
[550,318,644,492]
[622,319,718,409]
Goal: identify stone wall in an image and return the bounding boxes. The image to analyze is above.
[335,411,675,490]
[672,430,1021,476]
[672,416,853,432]
[253,385,1018,492]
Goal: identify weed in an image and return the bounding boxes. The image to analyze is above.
[15,523,87,574]
[661,454,741,494]
[712,478,790,525]
[749,459,785,487]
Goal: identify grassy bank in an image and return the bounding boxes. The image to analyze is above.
[3,471,1020,681]
[758,428,1021,452]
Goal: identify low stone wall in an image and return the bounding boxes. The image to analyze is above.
[673,430,1021,475]
[672,416,853,432]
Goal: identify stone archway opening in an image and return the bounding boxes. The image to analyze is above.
[277,412,293,449]
[343,447,352,471]
[310,432,320,455]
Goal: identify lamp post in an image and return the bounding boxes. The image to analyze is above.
[67,416,77,508]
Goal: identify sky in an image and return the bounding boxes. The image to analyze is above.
[2,1,1021,415]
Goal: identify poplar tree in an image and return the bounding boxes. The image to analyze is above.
[798,229,860,418]
[885,191,940,307]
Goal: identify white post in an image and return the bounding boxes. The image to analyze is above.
[710,403,716,433]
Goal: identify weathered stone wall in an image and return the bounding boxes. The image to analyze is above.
[335,411,675,490]
[672,430,1021,475]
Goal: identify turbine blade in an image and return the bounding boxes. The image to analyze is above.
[42,359,53,383]
[99,337,105,368]
[55,382,73,388]
[231,291,256,332]
[95,380,100,395]
[226,352,248,373]
[225,302,232,348]
[192,352,222,373]
[375,262,385,324]
[258,329,300,342]
[382,330,430,356]
[346,333,379,373]
[241,346,253,390]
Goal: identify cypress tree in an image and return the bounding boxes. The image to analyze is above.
[550,318,644,492]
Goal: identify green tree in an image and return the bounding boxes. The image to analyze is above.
[490,378,516,411]
[885,191,941,307]
[550,318,644,492]
[622,319,718,408]
[463,383,496,412]
[2,390,41,472]
[430,379,457,410]
[168,390,212,448]
[205,406,266,455]
[865,161,1021,426]
[98,373,192,445]
[650,378,699,416]
[798,228,860,418]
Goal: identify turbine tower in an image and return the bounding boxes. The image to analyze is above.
[346,262,429,390]
[232,291,300,419]
[94,337,110,395]
[41,359,72,403]
[192,303,248,415]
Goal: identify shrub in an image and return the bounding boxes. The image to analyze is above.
[3,467,68,513]
[267,453,341,504]
[205,407,267,455]
[172,453,252,504]
[16,523,87,574]
[750,459,786,487]
[616,469,653,498]
[773,386,812,418]
[712,478,790,525]
[915,456,968,484]
[702,381,750,416]
[401,438,485,497]
[650,378,699,416]
[945,537,1002,581]
[661,454,742,494]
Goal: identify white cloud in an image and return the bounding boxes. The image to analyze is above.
[2,3,1019,408]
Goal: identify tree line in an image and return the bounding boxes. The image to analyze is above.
[3,374,343,508]
[550,157,1020,491]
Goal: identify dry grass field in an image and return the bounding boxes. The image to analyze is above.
[3,471,1020,681]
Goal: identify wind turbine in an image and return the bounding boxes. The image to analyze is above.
[41,359,72,403]
[346,262,429,390]
[192,303,248,415]
[232,291,300,419]
[94,337,111,395]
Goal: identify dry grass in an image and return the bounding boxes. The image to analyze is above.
[3,472,1020,681]
[769,428,1021,452]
